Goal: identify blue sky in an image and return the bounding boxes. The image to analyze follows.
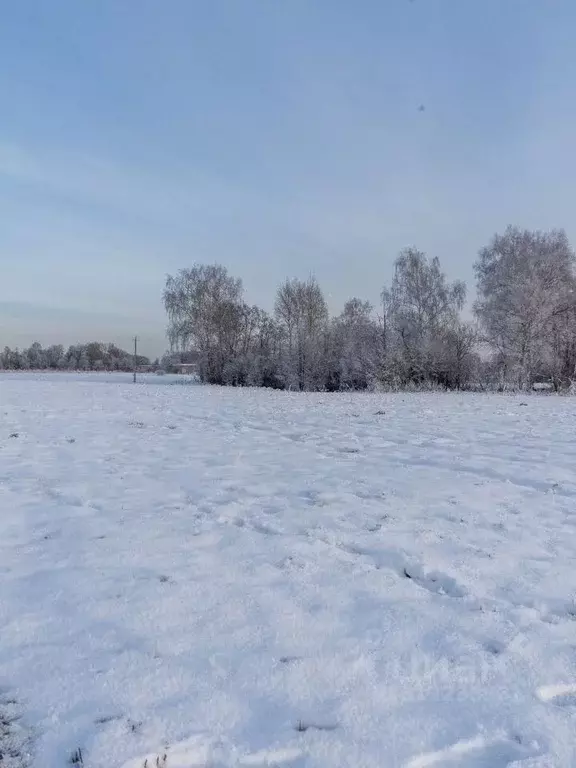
[1,0,576,357]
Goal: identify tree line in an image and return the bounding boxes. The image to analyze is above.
[0,342,150,372]
[164,226,576,392]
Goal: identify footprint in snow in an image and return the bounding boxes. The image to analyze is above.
[95,714,122,725]
[405,732,535,767]
[483,639,506,656]
[295,720,337,733]
[333,542,467,598]
[298,490,321,506]
[276,555,306,571]
[403,566,467,598]
[251,522,281,536]
[537,682,576,707]
[121,738,302,768]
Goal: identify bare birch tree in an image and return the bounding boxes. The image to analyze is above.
[474,227,576,389]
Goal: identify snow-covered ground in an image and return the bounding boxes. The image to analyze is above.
[1,374,575,768]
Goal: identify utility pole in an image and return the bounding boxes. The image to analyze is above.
[133,336,138,383]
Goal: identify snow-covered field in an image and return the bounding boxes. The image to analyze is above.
[1,374,576,768]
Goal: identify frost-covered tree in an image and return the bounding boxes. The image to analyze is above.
[8,348,29,370]
[45,344,65,369]
[159,236,576,392]
[439,321,478,390]
[545,307,576,389]
[78,351,90,371]
[275,277,328,390]
[383,248,466,386]
[474,227,576,388]
[85,342,105,369]
[0,341,146,371]
[327,299,380,390]
[26,342,46,369]
[164,264,246,384]
[253,311,284,389]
